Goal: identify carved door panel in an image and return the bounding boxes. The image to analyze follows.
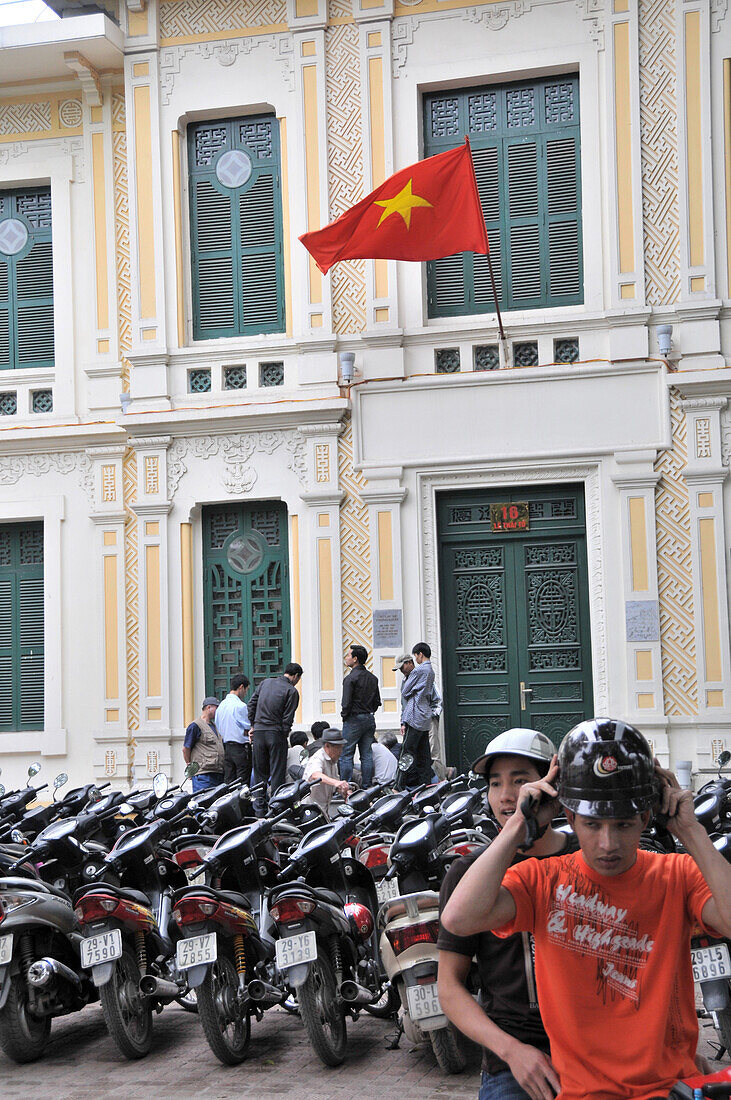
[203,502,291,699]
[438,486,593,771]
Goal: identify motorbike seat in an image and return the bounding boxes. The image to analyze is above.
[114,886,152,907]
[312,888,344,909]
[176,884,250,909]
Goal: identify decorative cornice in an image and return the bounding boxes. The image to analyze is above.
[166,428,307,499]
[64,52,103,108]
[298,421,346,438]
[130,435,173,450]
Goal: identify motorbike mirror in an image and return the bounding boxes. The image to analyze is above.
[337,803,355,818]
[153,772,170,797]
[88,786,103,803]
[184,762,200,778]
[10,829,24,844]
[719,750,731,769]
[118,802,134,815]
[53,773,68,789]
[28,762,42,778]
[398,751,415,772]
[0,785,5,797]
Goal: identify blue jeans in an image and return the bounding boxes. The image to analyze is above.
[478,1071,532,1100]
[191,772,223,793]
[340,714,376,788]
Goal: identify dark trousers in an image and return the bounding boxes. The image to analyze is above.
[396,725,432,789]
[224,740,252,784]
[252,729,288,814]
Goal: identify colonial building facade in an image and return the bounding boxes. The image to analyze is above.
[0,0,729,787]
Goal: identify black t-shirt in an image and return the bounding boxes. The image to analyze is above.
[438,831,579,1076]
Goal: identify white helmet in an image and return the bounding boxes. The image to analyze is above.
[471,728,555,777]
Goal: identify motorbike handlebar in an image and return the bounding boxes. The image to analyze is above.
[275,860,303,884]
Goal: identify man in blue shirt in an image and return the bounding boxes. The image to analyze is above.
[215,673,252,783]
[396,641,436,788]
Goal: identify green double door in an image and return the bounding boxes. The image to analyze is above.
[438,485,594,772]
[203,502,291,700]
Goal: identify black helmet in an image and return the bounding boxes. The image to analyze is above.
[557,717,657,818]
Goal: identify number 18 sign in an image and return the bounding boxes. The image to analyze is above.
[490,502,530,532]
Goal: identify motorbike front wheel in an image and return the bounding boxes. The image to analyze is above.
[99,945,153,1060]
[429,1022,467,1074]
[197,946,251,1065]
[297,954,347,1067]
[0,973,52,1063]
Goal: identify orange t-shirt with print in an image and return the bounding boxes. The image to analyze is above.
[494,849,714,1100]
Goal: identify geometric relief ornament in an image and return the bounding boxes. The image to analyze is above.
[338,414,373,655]
[167,429,307,499]
[653,391,697,714]
[456,573,504,647]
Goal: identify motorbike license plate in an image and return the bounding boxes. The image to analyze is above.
[176,932,217,970]
[406,981,442,1021]
[376,877,400,904]
[0,934,12,966]
[80,928,122,969]
[275,930,317,971]
[691,942,731,982]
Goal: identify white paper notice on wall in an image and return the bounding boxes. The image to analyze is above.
[625,600,660,642]
[373,609,403,650]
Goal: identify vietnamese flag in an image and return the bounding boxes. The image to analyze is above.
[300,139,489,275]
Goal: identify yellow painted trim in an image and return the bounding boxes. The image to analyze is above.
[133,61,150,77]
[706,689,724,707]
[106,708,120,722]
[380,657,396,689]
[310,312,323,327]
[296,0,319,15]
[725,60,731,297]
[97,338,110,354]
[635,650,653,681]
[614,20,635,276]
[614,0,629,9]
[290,514,302,722]
[383,699,398,713]
[180,524,195,727]
[128,8,149,35]
[303,64,322,306]
[104,553,119,700]
[92,132,109,331]
[278,116,293,338]
[0,91,82,143]
[637,693,655,709]
[628,497,649,592]
[375,307,389,322]
[142,327,157,341]
[318,538,334,692]
[103,530,117,546]
[147,706,162,720]
[171,130,186,349]
[318,513,330,527]
[368,55,388,301]
[620,283,635,299]
[685,11,704,268]
[133,84,157,321]
[699,516,722,682]
[301,40,316,56]
[377,510,394,601]
[698,492,714,508]
[321,700,337,714]
[145,543,161,698]
[91,105,103,123]
[690,275,705,292]
[367,31,382,46]
[145,521,159,536]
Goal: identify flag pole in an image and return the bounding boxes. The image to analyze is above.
[464,137,508,359]
[485,250,506,345]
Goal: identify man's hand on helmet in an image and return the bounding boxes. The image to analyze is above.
[654,759,697,837]
[518,757,560,830]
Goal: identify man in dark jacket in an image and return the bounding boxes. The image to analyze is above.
[340,644,381,789]
[248,662,303,814]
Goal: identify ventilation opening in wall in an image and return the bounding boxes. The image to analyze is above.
[224,365,247,390]
[435,348,461,373]
[32,390,53,413]
[260,361,284,387]
[189,368,212,393]
[513,341,539,367]
[473,345,499,371]
[0,392,17,415]
[554,338,579,363]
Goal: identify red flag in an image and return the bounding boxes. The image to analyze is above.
[300,139,489,275]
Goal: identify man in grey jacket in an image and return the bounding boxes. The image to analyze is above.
[396,641,435,788]
[248,662,303,814]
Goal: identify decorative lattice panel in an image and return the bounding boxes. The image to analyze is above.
[554,338,579,363]
[435,348,461,373]
[259,361,284,387]
[159,0,287,40]
[31,390,53,413]
[514,341,539,367]
[224,365,247,389]
[473,345,499,371]
[338,415,372,657]
[0,393,17,415]
[189,368,212,392]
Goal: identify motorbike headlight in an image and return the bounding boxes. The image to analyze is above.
[0,891,34,915]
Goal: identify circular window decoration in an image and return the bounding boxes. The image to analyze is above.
[226,532,266,576]
[0,218,28,256]
[215,149,253,189]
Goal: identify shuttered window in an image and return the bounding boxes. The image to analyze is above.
[0,188,54,370]
[188,116,285,340]
[0,522,44,732]
[424,77,582,318]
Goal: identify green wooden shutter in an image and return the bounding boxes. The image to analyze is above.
[0,522,44,732]
[189,116,285,341]
[424,76,582,318]
[0,188,53,371]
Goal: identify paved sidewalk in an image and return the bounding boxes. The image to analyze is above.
[0,1000,727,1100]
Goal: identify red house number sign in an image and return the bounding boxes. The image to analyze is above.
[490,502,530,532]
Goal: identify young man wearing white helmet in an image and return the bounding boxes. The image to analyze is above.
[442,718,731,1100]
[438,728,576,1100]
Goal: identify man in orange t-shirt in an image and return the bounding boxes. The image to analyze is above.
[441,718,731,1100]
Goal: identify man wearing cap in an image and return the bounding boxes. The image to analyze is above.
[183,697,225,792]
[303,728,351,818]
[394,648,434,788]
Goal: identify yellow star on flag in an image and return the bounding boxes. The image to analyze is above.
[374,178,433,230]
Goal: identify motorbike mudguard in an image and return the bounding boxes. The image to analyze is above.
[700,977,731,1012]
[91,962,115,987]
[0,967,10,1010]
[185,963,209,989]
[286,962,311,988]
